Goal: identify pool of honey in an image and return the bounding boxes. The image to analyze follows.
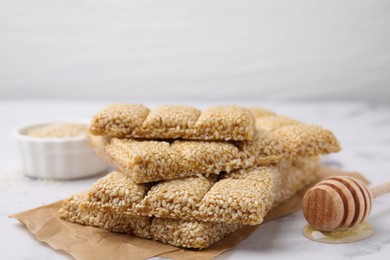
[303,221,373,244]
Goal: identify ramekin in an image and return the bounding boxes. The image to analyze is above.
[14,122,108,179]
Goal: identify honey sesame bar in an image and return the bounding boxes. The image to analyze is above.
[150,218,240,249]
[80,157,319,225]
[88,113,339,183]
[58,192,152,238]
[89,104,255,141]
[59,193,240,249]
[248,107,276,118]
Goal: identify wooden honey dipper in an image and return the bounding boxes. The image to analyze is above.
[302,176,390,232]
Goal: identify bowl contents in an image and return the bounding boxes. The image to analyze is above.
[15,121,107,179]
[26,123,88,138]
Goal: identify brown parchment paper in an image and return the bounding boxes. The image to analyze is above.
[10,167,369,260]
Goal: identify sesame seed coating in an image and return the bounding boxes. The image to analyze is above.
[58,192,152,238]
[144,157,318,224]
[248,107,276,117]
[81,158,319,225]
[90,104,255,141]
[101,137,243,183]
[88,112,339,183]
[255,116,300,131]
[58,158,318,249]
[150,218,240,249]
[59,193,240,249]
[57,105,340,249]
[80,171,150,215]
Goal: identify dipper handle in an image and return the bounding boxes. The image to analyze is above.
[371,182,390,198]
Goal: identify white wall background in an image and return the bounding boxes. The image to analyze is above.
[0,0,389,102]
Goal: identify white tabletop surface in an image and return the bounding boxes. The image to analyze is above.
[1,100,389,260]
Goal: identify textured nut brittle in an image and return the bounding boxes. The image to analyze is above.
[90,104,255,141]
[80,158,319,225]
[83,171,150,214]
[150,218,240,249]
[58,192,152,238]
[59,193,240,249]
[98,137,243,183]
[248,107,276,118]
[140,157,318,224]
[89,111,339,183]
[58,158,318,249]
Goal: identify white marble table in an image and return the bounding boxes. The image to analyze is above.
[1,100,389,259]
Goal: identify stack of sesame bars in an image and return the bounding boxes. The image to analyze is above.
[58,105,341,249]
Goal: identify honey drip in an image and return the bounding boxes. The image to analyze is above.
[303,221,373,244]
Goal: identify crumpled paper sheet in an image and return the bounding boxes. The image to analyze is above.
[11,167,369,260]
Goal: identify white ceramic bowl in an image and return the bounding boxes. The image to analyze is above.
[14,122,108,180]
